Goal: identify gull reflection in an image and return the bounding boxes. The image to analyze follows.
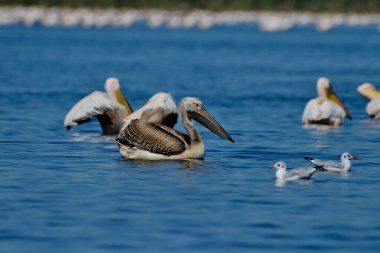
[275,178,315,187]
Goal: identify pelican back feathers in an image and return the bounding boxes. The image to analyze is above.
[117,119,186,155]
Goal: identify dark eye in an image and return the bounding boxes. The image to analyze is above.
[194,103,200,108]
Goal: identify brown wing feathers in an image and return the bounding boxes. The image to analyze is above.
[117,120,185,155]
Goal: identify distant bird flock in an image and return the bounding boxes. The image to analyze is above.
[1,6,380,31]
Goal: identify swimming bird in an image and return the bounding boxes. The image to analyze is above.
[64,77,178,134]
[271,161,317,181]
[357,83,380,120]
[302,77,351,126]
[304,152,357,173]
[115,97,234,160]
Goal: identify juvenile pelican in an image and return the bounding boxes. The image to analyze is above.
[302,77,351,126]
[115,97,234,160]
[64,78,178,134]
[271,162,317,181]
[357,83,380,120]
[304,152,357,173]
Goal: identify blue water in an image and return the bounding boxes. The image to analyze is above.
[1,24,380,252]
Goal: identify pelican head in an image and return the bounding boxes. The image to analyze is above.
[180,97,234,143]
[105,77,120,94]
[271,161,286,170]
[104,77,133,114]
[317,77,352,120]
[357,83,380,100]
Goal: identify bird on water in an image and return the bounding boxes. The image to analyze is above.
[302,77,351,126]
[115,97,234,160]
[357,83,380,120]
[64,77,178,134]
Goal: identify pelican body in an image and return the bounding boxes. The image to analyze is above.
[271,162,316,181]
[304,152,357,173]
[357,83,380,120]
[302,77,351,126]
[64,78,178,134]
[116,97,234,160]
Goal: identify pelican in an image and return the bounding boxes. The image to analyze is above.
[64,77,178,134]
[271,162,317,181]
[357,83,380,120]
[302,77,352,126]
[115,97,234,160]
[304,152,357,173]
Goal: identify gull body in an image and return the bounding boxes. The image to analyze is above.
[304,152,357,173]
[357,83,380,120]
[64,78,178,134]
[271,162,317,181]
[116,97,234,160]
[302,77,351,126]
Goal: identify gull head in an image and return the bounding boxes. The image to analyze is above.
[272,161,287,170]
[341,152,358,161]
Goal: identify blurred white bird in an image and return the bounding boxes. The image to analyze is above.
[304,152,357,173]
[64,77,178,134]
[302,77,351,126]
[271,161,317,181]
[357,83,380,120]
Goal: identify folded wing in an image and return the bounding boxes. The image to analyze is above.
[116,119,186,155]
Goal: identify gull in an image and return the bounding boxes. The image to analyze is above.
[271,161,317,181]
[304,152,357,172]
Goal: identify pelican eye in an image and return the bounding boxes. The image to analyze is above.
[194,103,201,109]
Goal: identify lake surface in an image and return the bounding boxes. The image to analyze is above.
[0,24,379,253]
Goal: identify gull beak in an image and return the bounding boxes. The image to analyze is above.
[189,107,234,143]
[351,156,358,160]
[326,87,352,120]
[115,90,134,115]
[270,165,275,169]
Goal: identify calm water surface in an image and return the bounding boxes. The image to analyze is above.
[0,24,380,252]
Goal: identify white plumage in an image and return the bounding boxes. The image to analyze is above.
[302,99,345,123]
[64,77,178,134]
[357,83,380,120]
[271,161,316,181]
[366,98,380,118]
[64,91,125,130]
[302,77,351,126]
[304,152,357,173]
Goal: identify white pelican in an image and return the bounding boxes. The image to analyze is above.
[304,152,357,173]
[115,97,234,160]
[302,77,352,126]
[357,83,380,120]
[64,77,178,134]
[271,162,317,181]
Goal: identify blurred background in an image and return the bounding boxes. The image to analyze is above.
[1,1,380,253]
[1,0,380,12]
